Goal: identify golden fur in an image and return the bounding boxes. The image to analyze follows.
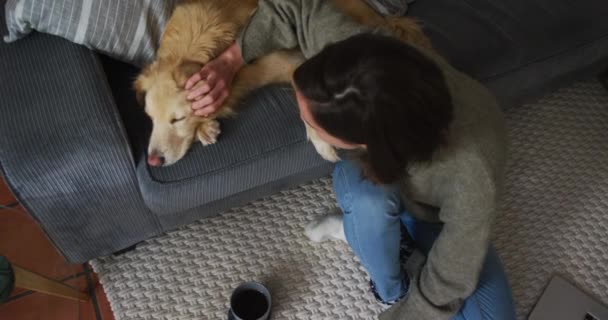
[135,0,431,166]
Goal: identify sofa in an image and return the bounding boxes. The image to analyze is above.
[1,0,607,263]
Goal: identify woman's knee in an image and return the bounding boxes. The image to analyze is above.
[332,161,359,208]
[333,160,402,217]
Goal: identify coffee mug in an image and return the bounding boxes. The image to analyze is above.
[228,282,272,320]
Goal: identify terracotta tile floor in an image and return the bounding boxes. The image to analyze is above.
[0,177,115,320]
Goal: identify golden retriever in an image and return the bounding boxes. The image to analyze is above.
[135,0,431,166]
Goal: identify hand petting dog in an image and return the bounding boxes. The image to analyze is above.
[186,43,244,117]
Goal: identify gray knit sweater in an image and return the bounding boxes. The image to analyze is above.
[237,1,508,319]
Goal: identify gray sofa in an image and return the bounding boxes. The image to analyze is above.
[1,0,607,263]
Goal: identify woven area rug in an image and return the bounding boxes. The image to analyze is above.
[91,79,608,320]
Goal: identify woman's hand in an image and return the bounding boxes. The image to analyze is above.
[186,42,245,116]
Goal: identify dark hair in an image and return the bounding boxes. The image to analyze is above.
[293,33,453,185]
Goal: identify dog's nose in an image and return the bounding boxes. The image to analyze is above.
[147,151,166,167]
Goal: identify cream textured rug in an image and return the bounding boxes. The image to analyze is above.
[91,80,608,320]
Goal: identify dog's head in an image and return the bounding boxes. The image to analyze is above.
[135,60,205,167]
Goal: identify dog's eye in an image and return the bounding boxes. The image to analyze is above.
[170,117,186,124]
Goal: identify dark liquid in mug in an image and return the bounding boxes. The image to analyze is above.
[232,289,269,320]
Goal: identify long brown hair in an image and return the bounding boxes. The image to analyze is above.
[293,34,453,184]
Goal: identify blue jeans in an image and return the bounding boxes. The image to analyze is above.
[333,160,516,320]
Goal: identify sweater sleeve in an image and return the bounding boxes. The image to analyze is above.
[381,155,497,320]
[237,0,375,62]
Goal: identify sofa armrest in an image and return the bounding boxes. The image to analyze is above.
[0,30,161,262]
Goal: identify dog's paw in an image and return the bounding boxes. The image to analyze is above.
[386,17,408,39]
[314,140,340,162]
[385,17,432,50]
[306,123,340,162]
[197,120,221,146]
[305,213,346,243]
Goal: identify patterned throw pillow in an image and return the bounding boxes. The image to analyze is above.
[3,0,178,67]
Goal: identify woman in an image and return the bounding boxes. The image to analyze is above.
[186,1,516,319]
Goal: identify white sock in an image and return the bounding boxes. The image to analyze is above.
[304,213,347,243]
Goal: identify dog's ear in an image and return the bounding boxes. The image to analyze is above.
[134,76,147,106]
[134,61,162,106]
[134,64,155,106]
[173,60,203,89]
